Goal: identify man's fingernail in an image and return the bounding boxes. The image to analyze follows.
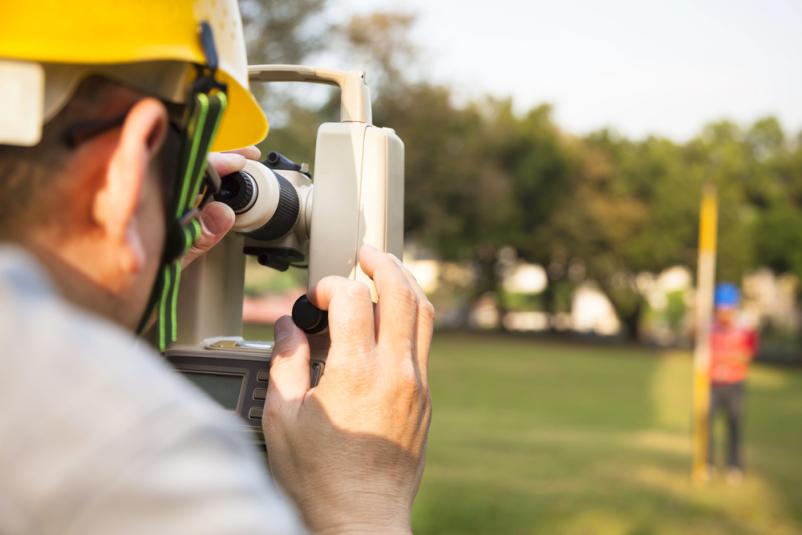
[274,317,292,344]
[234,146,261,160]
[202,203,234,235]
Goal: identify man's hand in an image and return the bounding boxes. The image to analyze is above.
[181,146,261,268]
[264,247,434,535]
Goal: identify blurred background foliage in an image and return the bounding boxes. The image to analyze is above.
[239,1,802,348]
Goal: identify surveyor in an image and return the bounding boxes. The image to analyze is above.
[0,1,433,533]
[707,282,757,484]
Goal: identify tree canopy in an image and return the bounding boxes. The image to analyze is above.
[245,2,802,338]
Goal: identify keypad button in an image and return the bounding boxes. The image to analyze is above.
[252,388,267,400]
[248,407,264,420]
[256,369,268,382]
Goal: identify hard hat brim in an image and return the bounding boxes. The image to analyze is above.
[214,72,269,152]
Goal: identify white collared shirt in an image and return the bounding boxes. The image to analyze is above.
[0,246,306,534]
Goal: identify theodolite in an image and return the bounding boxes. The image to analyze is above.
[165,65,404,446]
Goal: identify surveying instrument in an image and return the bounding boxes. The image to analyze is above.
[164,65,404,446]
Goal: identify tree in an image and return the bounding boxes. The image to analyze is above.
[238,0,332,162]
[240,0,329,65]
[376,89,521,323]
[239,2,802,342]
[332,11,418,94]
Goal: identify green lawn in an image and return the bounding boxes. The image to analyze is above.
[243,325,802,533]
[412,333,802,534]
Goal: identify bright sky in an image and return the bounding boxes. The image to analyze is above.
[334,0,802,141]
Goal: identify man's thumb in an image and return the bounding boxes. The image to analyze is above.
[267,316,311,408]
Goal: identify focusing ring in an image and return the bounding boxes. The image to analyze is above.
[248,173,300,241]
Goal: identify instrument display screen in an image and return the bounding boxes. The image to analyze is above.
[183,372,244,410]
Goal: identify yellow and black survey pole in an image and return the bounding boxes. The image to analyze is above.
[692,183,718,483]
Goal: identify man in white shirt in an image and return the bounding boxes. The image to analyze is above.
[0,1,433,533]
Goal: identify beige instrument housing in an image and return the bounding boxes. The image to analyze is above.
[173,65,404,349]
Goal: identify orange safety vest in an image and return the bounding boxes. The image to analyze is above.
[710,323,757,384]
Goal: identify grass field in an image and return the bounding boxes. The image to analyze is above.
[411,332,802,534]
[243,325,802,533]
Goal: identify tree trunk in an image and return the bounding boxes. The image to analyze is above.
[542,270,560,333]
[470,246,505,331]
[598,278,643,342]
[620,299,643,341]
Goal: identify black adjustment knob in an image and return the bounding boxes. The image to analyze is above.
[265,151,302,172]
[292,295,328,334]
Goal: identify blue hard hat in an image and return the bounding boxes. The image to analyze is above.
[714,283,740,308]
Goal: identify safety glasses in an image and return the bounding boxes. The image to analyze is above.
[149,86,227,350]
[139,22,229,351]
[63,23,229,351]
[65,106,186,209]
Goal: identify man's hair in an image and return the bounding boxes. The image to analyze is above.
[0,76,171,236]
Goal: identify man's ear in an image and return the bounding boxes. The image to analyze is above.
[93,98,168,275]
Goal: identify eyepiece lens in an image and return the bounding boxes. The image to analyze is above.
[215,171,256,213]
[218,176,240,200]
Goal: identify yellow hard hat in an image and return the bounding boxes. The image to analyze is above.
[0,0,268,151]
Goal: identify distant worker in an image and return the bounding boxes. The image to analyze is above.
[707,282,757,484]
